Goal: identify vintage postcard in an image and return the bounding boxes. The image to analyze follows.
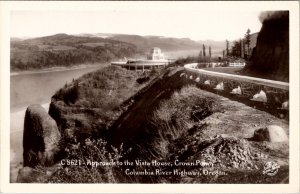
[0,1,299,193]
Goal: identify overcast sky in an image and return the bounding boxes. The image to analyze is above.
[11,8,264,41]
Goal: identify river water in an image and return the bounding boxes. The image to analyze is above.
[10,65,103,182]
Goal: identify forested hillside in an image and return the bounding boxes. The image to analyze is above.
[10,34,139,71]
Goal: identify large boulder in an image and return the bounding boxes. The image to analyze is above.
[253,125,288,142]
[23,104,61,167]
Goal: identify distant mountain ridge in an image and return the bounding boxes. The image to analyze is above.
[75,33,199,52]
[74,33,226,54]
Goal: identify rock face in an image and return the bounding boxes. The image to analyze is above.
[253,125,288,142]
[23,104,61,167]
[248,11,289,82]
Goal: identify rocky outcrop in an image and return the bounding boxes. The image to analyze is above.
[23,104,62,167]
[248,11,289,82]
[253,125,288,142]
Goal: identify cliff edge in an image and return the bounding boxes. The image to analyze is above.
[247,11,289,82]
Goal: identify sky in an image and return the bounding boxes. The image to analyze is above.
[11,9,264,41]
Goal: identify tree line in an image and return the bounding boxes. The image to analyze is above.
[224,29,252,59]
[198,44,212,62]
[11,44,138,71]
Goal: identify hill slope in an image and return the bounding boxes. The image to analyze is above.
[10,34,139,71]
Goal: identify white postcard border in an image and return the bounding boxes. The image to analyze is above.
[1,1,299,193]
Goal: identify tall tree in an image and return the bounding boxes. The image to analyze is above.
[231,41,241,57]
[199,50,203,58]
[244,28,251,58]
[242,39,246,59]
[202,44,206,57]
[240,39,243,58]
[209,46,212,58]
[198,50,203,63]
[226,40,229,57]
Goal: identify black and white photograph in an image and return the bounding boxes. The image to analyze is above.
[0,1,299,193]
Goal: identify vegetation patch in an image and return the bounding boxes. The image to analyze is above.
[49,65,160,142]
[46,139,128,183]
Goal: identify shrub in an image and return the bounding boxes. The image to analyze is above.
[136,76,150,84]
[45,138,130,183]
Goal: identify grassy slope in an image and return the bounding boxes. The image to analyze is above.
[120,85,288,183]
[49,65,160,142]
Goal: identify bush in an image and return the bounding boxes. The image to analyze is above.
[136,76,150,84]
[45,138,130,183]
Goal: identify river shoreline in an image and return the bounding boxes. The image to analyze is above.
[10,63,107,76]
[10,64,104,112]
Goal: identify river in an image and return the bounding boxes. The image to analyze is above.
[10,64,104,182]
